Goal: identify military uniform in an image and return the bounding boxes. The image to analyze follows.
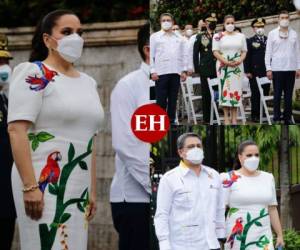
[244,18,270,121]
[0,33,16,250]
[193,14,217,123]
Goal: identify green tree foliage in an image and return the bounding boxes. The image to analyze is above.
[0,0,148,28]
[151,0,295,30]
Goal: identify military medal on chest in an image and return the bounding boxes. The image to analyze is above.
[201,35,210,51]
[252,42,261,48]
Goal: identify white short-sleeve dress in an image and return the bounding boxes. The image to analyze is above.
[220,170,277,250]
[212,32,247,107]
[8,61,104,250]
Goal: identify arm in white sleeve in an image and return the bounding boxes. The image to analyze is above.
[150,33,157,74]
[265,32,272,71]
[296,33,300,70]
[154,176,173,250]
[215,175,226,238]
[187,38,195,71]
[110,80,151,194]
[182,39,188,72]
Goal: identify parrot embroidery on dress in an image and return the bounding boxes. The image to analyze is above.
[38,151,62,193]
[222,170,241,188]
[26,61,58,91]
[227,217,244,248]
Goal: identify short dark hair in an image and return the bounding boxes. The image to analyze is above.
[137,22,149,62]
[279,10,289,17]
[233,140,258,169]
[177,132,202,150]
[160,13,173,21]
[224,14,235,23]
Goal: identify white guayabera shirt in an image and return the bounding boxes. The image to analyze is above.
[154,161,225,250]
[110,62,151,203]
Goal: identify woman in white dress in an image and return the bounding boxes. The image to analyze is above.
[221,140,284,250]
[7,10,104,250]
[212,15,247,125]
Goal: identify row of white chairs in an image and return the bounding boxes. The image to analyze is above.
[180,76,275,125]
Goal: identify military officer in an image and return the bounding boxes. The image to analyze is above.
[0,33,16,250]
[193,13,218,124]
[244,18,270,122]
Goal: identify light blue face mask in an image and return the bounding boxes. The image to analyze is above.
[0,64,11,86]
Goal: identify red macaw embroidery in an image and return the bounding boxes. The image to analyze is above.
[222,170,241,188]
[26,61,58,91]
[214,31,224,41]
[227,217,244,248]
[38,151,62,193]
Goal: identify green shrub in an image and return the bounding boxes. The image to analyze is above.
[0,0,148,27]
[150,0,295,31]
[274,229,300,249]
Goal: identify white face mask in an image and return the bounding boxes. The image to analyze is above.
[294,0,300,10]
[225,24,235,33]
[186,147,204,165]
[279,19,289,28]
[244,156,260,172]
[256,28,265,36]
[185,29,193,37]
[0,64,12,86]
[161,21,172,31]
[54,33,84,63]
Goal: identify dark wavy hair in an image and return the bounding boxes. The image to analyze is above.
[233,140,258,170]
[29,9,76,62]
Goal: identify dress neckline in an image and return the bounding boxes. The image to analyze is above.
[42,62,82,79]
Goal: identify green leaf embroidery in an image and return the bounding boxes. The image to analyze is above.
[28,133,35,141]
[28,131,55,151]
[50,223,59,229]
[68,143,75,162]
[254,221,262,227]
[236,235,242,241]
[32,139,39,151]
[228,207,239,217]
[87,138,93,152]
[246,212,251,223]
[37,131,55,142]
[48,183,59,195]
[77,188,89,213]
[79,161,88,170]
[260,208,266,217]
[60,213,71,224]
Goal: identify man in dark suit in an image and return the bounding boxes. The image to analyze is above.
[244,18,270,122]
[0,33,16,250]
[193,13,218,124]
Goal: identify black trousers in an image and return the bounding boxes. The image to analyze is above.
[155,74,180,123]
[111,202,150,250]
[249,77,270,119]
[0,218,15,250]
[272,71,295,121]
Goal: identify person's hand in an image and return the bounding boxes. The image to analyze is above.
[267,70,273,80]
[24,188,44,220]
[86,192,97,221]
[296,69,300,79]
[151,73,159,81]
[233,59,242,67]
[275,235,284,248]
[227,61,237,67]
[246,73,253,79]
[181,72,187,82]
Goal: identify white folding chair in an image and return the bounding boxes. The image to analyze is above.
[256,77,273,125]
[208,78,246,125]
[180,80,191,123]
[185,76,203,124]
[207,78,222,125]
[242,76,251,116]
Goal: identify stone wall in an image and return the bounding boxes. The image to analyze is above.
[2,20,146,250]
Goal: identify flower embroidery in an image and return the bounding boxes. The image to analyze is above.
[214,31,224,41]
[26,61,58,91]
[222,170,241,188]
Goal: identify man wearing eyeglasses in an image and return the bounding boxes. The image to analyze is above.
[265,10,300,125]
[154,132,225,250]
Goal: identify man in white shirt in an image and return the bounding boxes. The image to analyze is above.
[154,132,225,250]
[110,23,151,250]
[265,10,300,124]
[150,13,187,124]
